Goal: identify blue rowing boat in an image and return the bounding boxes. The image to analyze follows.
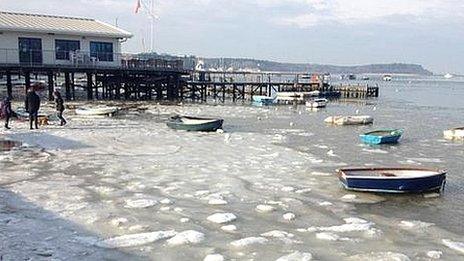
[360,129,403,145]
[252,96,275,106]
[337,167,447,194]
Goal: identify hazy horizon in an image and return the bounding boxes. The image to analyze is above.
[1,0,463,74]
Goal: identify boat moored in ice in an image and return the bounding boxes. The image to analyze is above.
[443,127,464,140]
[360,129,403,145]
[337,167,447,193]
[75,106,119,116]
[167,115,224,132]
[306,98,328,108]
[324,115,374,125]
[252,95,276,106]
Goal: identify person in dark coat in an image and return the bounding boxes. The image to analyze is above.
[53,91,67,126]
[25,87,41,130]
[1,96,13,129]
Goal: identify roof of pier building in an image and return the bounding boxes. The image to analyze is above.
[0,11,132,39]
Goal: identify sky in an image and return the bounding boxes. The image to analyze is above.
[1,0,463,73]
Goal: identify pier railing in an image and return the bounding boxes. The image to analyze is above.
[0,48,183,71]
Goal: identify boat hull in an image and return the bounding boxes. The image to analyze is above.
[338,168,446,193]
[360,130,403,145]
[167,117,224,132]
[444,128,464,140]
[252,96,275,106]
[325,116,374,125]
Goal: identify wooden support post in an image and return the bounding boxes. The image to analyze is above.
[232,84,236,102]
[71,73,75,100]
[47,71,54,101]
[24,71,31,95]
[64,72,71,101]
[222,84,225,102]
[86,73,93,100]
[6,71,12,98]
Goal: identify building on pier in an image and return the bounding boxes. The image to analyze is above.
[0,11,132,67]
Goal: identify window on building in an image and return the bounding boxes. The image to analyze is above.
[90,42,114,62]
[55,40,80,60]
[18,37,43,64]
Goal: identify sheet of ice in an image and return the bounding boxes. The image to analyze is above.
[276,251,313,261]
[204,254,225,261]
[124,198,158,209]
[96,230,177,248]
[221,225,237,232]
[167,230,205,246]
[230,237,268,247]
[316,232,350,241]
[426,250,442,259]
[256,204,276,213]
[347,252,411,261]
[207,213,237,224]
[208,198,228,205]
[398,220,434,230]
[261,230,294,239]
[283,213,296,221]
[442,239,464,254]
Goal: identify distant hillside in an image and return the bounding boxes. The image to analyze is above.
[138,53,433,75]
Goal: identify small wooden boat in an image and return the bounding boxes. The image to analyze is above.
[337,167,447,193]
[360,129,403,145]
[167,116,223,132]
[75,106,118,116]
[306,98,328,108]
[324,115,374,125]
[383,75,392,81]
[252,96,275,106]
[444,127,464,140]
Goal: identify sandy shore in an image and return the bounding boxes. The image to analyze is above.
[1,102,463,260]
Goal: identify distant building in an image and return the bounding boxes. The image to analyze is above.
[0,11,132,67]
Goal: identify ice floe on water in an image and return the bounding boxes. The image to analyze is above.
[276,251,313,261]
[204,254,225,261]
[166,230,205,246]
[124,197,158,209]
[221,225,237,232]
[95,230,176,248]
[207,213,237,224]
[426,250,443,259]
[230,237,268,247]
[256,204,276,213]
[347,252,410,261]
[398,220,434,230]
[442,239,464,254]
[316,232,351,241]
[283,212,296,221]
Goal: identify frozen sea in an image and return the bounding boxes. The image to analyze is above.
[1,75,464,260]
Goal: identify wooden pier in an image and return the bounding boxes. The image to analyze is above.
[1,63,379,103]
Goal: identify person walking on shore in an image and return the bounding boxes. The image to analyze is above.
[25,87,41,130]
[53,91,67,126]
[1,96,13,129]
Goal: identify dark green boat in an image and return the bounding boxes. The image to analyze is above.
[166,116,224,132]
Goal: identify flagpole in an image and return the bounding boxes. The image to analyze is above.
[150,0,155,53]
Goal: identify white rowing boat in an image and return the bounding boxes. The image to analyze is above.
[324,115,374,125]
[444,127,464,140]
[75,106,119,116]
[306,98,328,108]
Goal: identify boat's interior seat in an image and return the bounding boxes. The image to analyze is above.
[380,172,397,177]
